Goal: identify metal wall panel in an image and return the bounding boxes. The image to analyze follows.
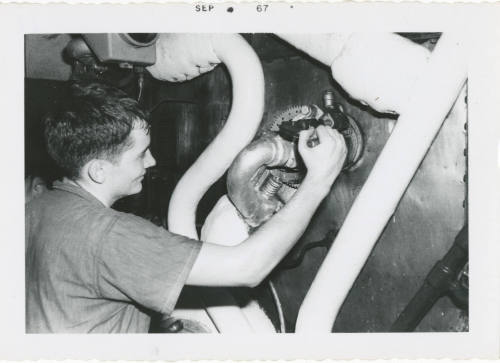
[261,56,467,332]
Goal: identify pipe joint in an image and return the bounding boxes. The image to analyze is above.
[228,134,299,227]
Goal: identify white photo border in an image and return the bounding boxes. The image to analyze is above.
[1,2,499,360]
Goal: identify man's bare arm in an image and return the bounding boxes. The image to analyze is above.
[186,126,347,287]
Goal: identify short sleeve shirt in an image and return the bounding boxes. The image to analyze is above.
[25,181,201,333]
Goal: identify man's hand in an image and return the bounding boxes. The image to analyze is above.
[298,125,347,192]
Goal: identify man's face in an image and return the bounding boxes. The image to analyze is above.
[106,126,156,201]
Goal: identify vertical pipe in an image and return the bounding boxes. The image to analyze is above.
[296,33,467,332]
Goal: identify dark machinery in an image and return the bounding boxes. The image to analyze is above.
[227,91,364,228]
[64,34,159,102]
[270,90,364,171]
[391,226,469,332]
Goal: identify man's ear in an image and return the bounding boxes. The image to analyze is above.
[87,159,109,184]
[32,177,47,196]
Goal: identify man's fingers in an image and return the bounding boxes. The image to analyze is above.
[298,127,315,152]
[314,125,330,143]
[299,126,347,159]
[316,126,344,151]
[328,129,346,150]
[324,125,336,137]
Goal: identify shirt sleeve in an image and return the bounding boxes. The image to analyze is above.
[96,213,202,315]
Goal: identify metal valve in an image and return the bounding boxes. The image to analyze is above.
[227,93,365,227]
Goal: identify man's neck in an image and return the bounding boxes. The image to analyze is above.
[63,177,115,207]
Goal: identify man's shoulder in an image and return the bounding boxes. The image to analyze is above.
[111,209,170,237]
[28,187,107,219]
[27,187,119,245]
[27,184,180,247]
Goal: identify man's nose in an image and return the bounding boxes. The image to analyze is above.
[145,150,156,168]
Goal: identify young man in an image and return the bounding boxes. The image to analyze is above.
[25,82,347,333]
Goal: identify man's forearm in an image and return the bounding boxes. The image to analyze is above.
[185,178,329,287]
[236,177,330,286]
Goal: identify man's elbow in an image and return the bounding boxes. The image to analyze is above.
[232,261,267,288]
[220,245,271,288]
[238,273,263,289]
[243,273,264,288]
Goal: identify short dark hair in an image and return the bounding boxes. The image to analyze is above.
[45,82,149,179]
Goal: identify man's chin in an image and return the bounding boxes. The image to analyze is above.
[124,183,143,197]
[131,184,143,195]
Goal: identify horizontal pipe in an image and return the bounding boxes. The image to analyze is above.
[276,33,430,114]
[295,33,467,332]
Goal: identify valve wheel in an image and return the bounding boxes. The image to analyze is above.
[269,104,364,171]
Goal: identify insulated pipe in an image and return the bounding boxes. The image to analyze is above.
[149,34,265,239]
[148,34,267,333]
[170,34,265,239]
[200,201,276,333]
[276,33,431,114]
[295,33,467,332]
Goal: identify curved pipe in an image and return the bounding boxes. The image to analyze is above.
[154,34,265,239]
[147,34,267,333]
[202,133,297,332]
[199,199,276,333]
[295,33,467,332]
[276,33,431,114]
[228,134,296,227]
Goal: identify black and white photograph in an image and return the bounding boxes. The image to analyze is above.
[1,2,500,361]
